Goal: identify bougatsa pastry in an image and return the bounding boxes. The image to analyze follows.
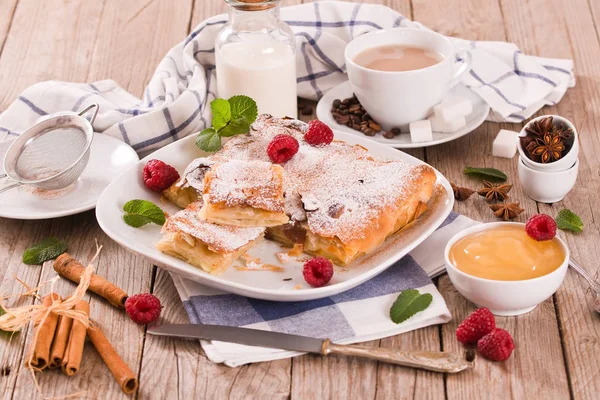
[156,202,265,274]
[159,114,436,267]
[199,159,289,227]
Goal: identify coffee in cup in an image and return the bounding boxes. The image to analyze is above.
[345,28,472,130]
[353,45,444,72]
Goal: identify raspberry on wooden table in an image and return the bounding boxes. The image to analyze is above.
[477,328,515,361]
[456,308,496,344]
[525,214,557,241]
[125,293,162,325]
[143,159,180,192]
[304,120,334,146]
[267,134,299,164]
[302,257,334,287]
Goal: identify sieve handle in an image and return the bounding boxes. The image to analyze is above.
[78,103,99,125]
[0,183,19,194]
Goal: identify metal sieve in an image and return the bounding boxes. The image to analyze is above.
[0,104,98,195]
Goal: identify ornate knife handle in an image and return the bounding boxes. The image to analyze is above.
[320,339,475,373]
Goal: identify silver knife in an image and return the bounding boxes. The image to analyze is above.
[148,324,475,373]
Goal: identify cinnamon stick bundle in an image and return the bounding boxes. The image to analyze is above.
[87,325,138,395]
[61,300,89,376]
[48,315,73,369]
[27,293,62,370]
[54,253,128,308]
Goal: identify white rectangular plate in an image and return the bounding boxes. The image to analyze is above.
[96,130,453,301]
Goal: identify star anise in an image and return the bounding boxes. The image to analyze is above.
[477,181,512,202]
[525,116,553,137]
[531,132,565,163]
[451,183,475,201]
[490,202,524,221]
[552,125,573,141]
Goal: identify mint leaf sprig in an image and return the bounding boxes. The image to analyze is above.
[389,289,433,324]
[197,95,258,152]
[123,199,166,228]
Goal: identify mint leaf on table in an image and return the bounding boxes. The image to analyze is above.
[196,128,222,152]
[123,199,166,228]
[210,98,231,131]
[389,289,433,324]
[228,95,258,123]
[463,167,508,182]
[196,95,258,152]
[22,237,68,265]
[556,209,583,233]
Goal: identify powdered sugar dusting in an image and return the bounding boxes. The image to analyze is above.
[163,202,264,253]
[214,115,430,244]
[206,160,285,212]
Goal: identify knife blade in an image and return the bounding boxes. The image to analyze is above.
[148,324,325,353]
[148,324,475,373]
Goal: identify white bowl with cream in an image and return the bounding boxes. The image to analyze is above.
[444,222,569,316]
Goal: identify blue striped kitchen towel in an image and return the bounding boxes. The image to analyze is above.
[172,213,478,367]
[0,2,574,153]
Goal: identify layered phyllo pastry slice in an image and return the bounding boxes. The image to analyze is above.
[199,159,289,227]
[156,202,265,274]
[163,158,214,208]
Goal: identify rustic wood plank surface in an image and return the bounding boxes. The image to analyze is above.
[0,0,599,399]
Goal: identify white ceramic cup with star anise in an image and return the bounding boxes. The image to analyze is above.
[518,114,579,172]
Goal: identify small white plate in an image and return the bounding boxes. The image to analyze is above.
[0,134,139,220]
[316,80,490,149]
[96,132,454,301]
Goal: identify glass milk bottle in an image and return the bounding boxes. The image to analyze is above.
[216,0,297,118]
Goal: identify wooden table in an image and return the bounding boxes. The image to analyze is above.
[0,0,598,398]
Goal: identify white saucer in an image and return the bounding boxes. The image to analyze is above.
[0,134,139,220]
[316,80,490,149]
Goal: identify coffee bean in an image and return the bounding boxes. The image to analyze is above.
[342,98,352,105]
[361,114,370,121]
[340,109,349,115]
[363,129,376,136]
[383,130,395,139]
[391,128,401,135]
[348,104,361,113]
[332,99,341,108]
[351,123,362,130]
[368,122,382,131]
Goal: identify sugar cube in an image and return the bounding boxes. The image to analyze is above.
[492,129,518,158]
[428,115,467,133]
[409,120,433,143]
[433,97,473,123]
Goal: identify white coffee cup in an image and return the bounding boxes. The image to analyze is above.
[345,28,473,130]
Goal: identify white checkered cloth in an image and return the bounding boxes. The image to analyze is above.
[0,2,574,153]
[173,213,478,367]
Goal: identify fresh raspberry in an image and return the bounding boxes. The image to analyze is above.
[304,120,334,146]
[125,293,162,325]
[267,134,299,163]
[302,257,334,287]
[477,328,515,361]
[525,214,557,241]
[456,308,496,344]
[143,159,180,192]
